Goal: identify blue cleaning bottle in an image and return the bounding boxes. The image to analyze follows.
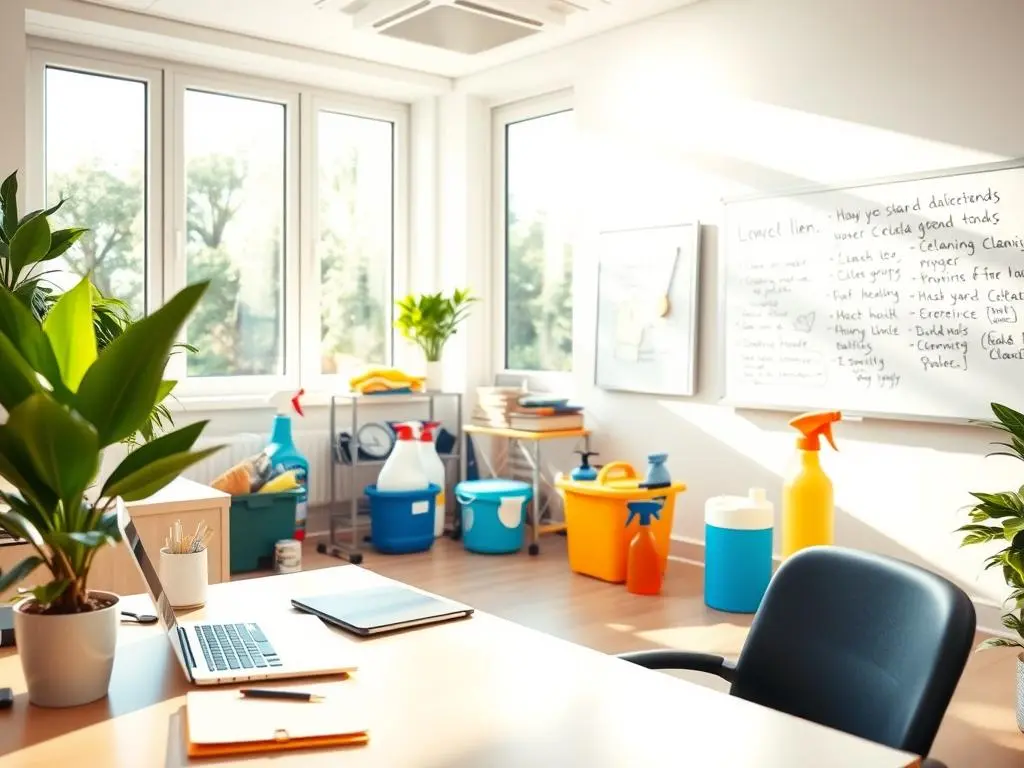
[640,453,671,489]
[571,450,600,482]
[267,389,310,541]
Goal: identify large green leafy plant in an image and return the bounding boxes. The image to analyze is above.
[394,288,477,362]
[959,402,1024,650]
[0,170,181,444]
[0,276,220,614]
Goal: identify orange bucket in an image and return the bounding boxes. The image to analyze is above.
[557,461,685,583]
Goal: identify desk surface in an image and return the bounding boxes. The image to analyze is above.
[464,424,591,441]
[0,567,919,767]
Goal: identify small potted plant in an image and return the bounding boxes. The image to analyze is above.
[0,275,218,708]
[958,401,1024,731]
[394,288,477,391]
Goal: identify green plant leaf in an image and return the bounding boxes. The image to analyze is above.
[43,227,87,262]
[101,420,209,498]
[42,277,97,391]
[18,199,64,228]
[30,580,69,608]
[976,636,1024,651]
[6,393,99,505]
[75,281,208,446]
[7,212,51,281]
[993,403,1024,436]
[0,171,18,241]
[48,531,114,551]
[0,283,65,394]
[0,332,43,412]
[0,555,44,595]
[102,446,223,502]
[0,507,46,550]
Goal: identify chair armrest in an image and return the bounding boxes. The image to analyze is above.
[920,759,946,768]
[616,650,737,683]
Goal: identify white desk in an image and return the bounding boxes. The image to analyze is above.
[0,566,920,767]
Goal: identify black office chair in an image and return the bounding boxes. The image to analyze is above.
[617,546,975,768]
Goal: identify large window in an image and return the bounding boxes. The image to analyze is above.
[500,106,575,373]
[30,45,405,398]
[43,66,148,317]
[317,110,394,375]
[183,89,286,378]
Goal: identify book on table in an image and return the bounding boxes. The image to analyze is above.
[507,412,585,432]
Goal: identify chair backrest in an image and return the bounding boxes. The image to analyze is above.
[730,546,976,757]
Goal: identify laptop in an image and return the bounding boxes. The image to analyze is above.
[118,501,357,685]
[291,585,474,636]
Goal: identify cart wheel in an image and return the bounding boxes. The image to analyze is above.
[349,552,364,565]
[316,543,327,554]
[528,543,540,556]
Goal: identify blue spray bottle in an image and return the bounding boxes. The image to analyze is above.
[267,389,310,541]
[571,450,600,482]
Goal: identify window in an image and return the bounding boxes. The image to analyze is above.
[30,44,406,400]
[317,110,394,376]
[183,89,287,378]
[43,66,148,317]
[500,106,575,373]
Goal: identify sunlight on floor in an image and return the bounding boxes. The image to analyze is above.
[634,622,748,657]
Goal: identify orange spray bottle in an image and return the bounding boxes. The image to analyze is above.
[782,410,842,558]
[625,500,664,596]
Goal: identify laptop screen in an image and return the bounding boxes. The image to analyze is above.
[118,502,178,633]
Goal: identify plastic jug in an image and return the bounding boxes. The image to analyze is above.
[266,389,310,540]
[419,421,447,537]
[378,422,430,492]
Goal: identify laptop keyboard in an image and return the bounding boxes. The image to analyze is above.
[194,623,282,672]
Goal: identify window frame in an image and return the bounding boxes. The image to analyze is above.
[491,90,575,390]
[300,90,409,393]
[26,45,165,316]
[167,70,301,396]
[26,39,410,402]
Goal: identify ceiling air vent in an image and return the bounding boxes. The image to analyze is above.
[323,0,610,54]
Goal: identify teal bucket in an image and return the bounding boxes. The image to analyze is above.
[455,479,532,554]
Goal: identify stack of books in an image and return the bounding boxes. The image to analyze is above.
[472,386,523,427]
[508,403,585,432]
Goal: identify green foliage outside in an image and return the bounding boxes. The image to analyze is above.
[0,276,220,614]
[959,402,1024,650]
[505,206,573,372]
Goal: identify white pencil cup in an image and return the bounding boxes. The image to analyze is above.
[160,547,208,609]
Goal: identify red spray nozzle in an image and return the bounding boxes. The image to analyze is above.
[394,424,415,441]
[789,410,842,451]
[420,421,440,442]
[290,389,305,417]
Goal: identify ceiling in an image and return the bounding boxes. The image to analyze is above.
[75,0,702,78]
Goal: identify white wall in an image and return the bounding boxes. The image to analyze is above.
[463,0,1024,617]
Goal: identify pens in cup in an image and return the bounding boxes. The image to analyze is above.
[239,688,324,703]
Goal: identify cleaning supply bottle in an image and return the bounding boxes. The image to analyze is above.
[418,421,447,537]
[377,422,430,492]
[571,450,599,481]
[639,453,671,489]
[782,410,842,558]
[267,389,310,541]
[625,499,664,596]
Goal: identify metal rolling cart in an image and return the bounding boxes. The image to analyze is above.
[318,391,463,564]
[461,425,591,556]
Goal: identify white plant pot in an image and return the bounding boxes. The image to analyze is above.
[1017,653,1024,733]
[424,360,443,392]
[14,590,119,708]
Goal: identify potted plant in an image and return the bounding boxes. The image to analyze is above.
[394,288,477,390]
[0,170,182,445]
[958,401,1024,731]
[0,275,219,708]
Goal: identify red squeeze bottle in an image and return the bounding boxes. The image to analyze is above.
[625,500,664,596]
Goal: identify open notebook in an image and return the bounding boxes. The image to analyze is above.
[185,683,369,758]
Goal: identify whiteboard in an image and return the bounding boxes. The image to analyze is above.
[722,159,1024,423]
[595,223,701,396]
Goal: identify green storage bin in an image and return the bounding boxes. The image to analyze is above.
[229,491,299,574]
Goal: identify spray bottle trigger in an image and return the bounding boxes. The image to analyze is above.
[290,389,305,418]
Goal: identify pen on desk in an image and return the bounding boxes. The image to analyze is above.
[239,688,325,702]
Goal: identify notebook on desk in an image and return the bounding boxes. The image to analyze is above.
[185,684,369,758]
[291,585,474,636]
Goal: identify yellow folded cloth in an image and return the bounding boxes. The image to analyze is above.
[349,367,424,394]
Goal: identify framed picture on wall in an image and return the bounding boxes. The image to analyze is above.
[594,222,701,396]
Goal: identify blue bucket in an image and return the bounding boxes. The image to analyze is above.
[365,484,440,554]
[455,479,532,554]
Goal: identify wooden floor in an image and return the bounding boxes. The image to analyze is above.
[271,535,1023,766]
